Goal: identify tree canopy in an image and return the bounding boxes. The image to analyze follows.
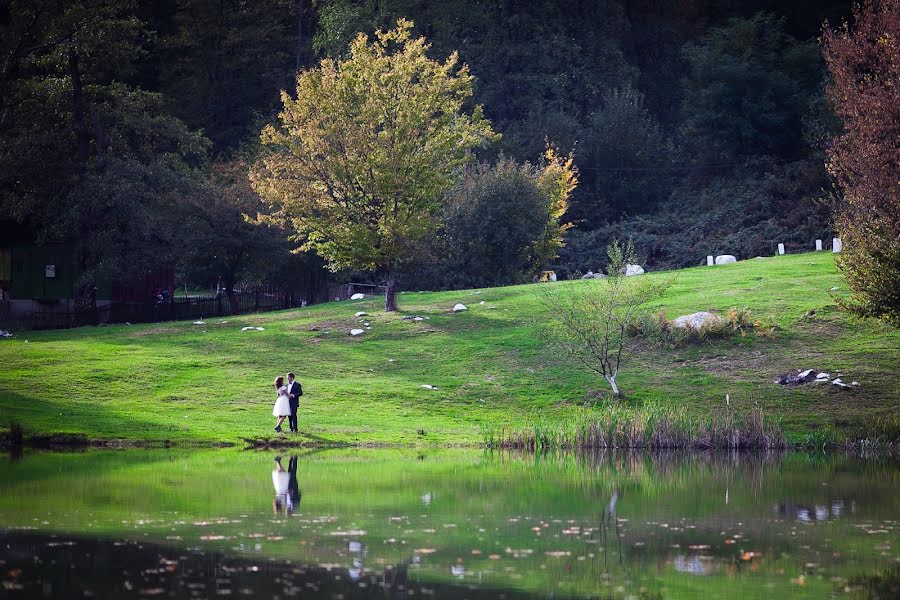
[251,19,498,310]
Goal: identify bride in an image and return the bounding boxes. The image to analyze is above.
[272,376,291,432]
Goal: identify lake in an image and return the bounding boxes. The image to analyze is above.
[0,449,897,599]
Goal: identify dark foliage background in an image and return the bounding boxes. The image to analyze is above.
[1,0,855,308]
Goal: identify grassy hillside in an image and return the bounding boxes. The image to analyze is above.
[0,252,897,446]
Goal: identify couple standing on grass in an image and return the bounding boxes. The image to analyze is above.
[272,372,302,432]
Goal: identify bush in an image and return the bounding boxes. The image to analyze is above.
[636,307,767,348]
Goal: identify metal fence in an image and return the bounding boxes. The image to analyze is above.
[0,289,293,331]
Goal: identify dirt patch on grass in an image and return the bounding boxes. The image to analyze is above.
[288,318,358,334]
[130,326,180,337]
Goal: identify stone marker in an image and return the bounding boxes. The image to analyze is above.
[707,256,714,266]
[832,238,842,253]
[715,255,737,265]
[778,243,785,255]
[815,239,823,251]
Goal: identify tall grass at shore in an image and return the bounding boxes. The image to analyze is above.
[482,402,900,452]
[481,400,787,450]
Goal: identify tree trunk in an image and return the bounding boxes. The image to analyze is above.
[295,0,305,72]
[605,375,622,398]
[68,49,89,174]
[384,272,398,312]
[69,48,96,324]
[225,278,238,315]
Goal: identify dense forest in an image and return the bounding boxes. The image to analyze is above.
[0,0,864,308]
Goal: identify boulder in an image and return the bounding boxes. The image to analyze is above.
[350,293,365,300]
[349,328,365,336]
[672,311,724,330]
[582,271,607,279]
[355,311,367,317]
[715,255,737,265]
[452,303,468,312]
[624,264,645,276]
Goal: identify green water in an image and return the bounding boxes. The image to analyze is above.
[0,450,897,599]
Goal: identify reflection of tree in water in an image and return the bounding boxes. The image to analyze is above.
[3,533,550,599]
[847,565,900,599]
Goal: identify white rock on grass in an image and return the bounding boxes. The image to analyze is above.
[0,330,12,338]
[193,320,205,325]
[355,311,367,317]
[479,301,485,305]
[421,384,437,390]
[798,369,815,379]
[350,293,365,300]
[624,264,645,276]
[453,303,468,312]
[672,312,724,330]
[350,328,365,336]
[241,326,264,332]
[582,271,607,279]
[715,255,737,265]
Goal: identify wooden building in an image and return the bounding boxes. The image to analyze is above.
[0,223,174,324]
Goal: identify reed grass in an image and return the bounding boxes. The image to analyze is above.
[481,400,787,450]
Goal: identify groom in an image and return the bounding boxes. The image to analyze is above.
[286,371,302,432]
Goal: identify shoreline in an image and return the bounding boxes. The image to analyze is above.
[1,431,896,455]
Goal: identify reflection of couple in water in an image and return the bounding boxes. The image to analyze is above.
[272,455,301,515]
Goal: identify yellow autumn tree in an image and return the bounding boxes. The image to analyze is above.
[251,19,498,311]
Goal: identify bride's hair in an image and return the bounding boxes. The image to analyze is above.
[274,376,284,388]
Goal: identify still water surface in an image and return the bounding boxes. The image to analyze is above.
[0,450,897,599]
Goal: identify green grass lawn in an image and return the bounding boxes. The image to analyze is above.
[0,252,897,446]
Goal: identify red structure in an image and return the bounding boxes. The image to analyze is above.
[111,268,175,303]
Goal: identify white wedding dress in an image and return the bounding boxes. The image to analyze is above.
[272,385,291,417]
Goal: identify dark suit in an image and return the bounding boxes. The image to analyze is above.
[287,456,301,509]
[287,380,302,431]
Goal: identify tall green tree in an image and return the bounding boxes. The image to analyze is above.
[433,149,576,289]
[181,159,295,313]
[0,0,208,321]
[680,12,822,161]
[154,0,307,152]
[252,19,498,311]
